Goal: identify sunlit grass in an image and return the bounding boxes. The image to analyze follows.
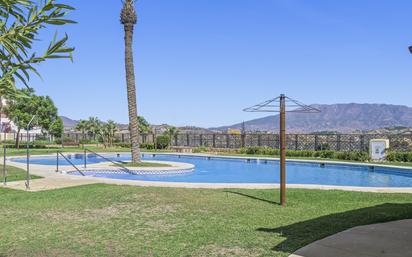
[0,185,411,256]
[0,164,42,182]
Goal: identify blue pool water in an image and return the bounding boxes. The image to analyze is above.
[11,154,412,187]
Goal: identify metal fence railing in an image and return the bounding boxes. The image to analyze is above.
[60,132,412,152]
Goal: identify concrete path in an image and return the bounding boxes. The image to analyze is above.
[290,219,412,257]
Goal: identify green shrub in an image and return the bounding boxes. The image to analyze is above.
[332,151,369,162]
[235,147,370,162]
[79,139,92,144]
[387,152,412,162]
[245,147,261,155]
[261,147,277,155]
[113,142,131,148]
[1,140,15,145]
[238,147,278,155]
[32,140,47,148]
[140,143,155,150]
[286,150,312,157]
[193,146,209,153]
[238,148,247,154]
[3,140,49,149]
[314,150,335,159]
[55,137,74,144]
[156,135,170,149]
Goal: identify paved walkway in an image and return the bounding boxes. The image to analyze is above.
[290,219,412,257]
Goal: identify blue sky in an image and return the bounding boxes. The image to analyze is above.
[30,0,412,127]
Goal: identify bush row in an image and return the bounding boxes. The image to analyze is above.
[191,146,370,162]
[238,147,370,162]
[386,152,412,163]
[112,137,171,150]
[2,140,50,149]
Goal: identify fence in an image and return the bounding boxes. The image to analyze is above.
[0,132,48,142]
[62,132,412,152]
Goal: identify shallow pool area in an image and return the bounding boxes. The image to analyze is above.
[10,153,412,187]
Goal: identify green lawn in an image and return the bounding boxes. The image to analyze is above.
[0,165,42,182]
[0,185,411,256]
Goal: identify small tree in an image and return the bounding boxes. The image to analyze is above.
[49,117,63,140]
[156,134,170,150]
[5,89,61,148]
[0,0,75,98]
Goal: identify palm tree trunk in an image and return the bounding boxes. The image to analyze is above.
[124,24,141,163]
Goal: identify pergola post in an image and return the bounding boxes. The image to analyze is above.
[279,94,286,206]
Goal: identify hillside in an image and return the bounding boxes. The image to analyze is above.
[212,103,412,133]
[60,116,78,128]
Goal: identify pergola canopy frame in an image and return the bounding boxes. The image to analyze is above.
[244,94,320,206]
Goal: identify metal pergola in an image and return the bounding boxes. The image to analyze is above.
[244,94,320,206]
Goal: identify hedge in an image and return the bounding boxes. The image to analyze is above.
[386,152,412,163]
[237,147,369,162]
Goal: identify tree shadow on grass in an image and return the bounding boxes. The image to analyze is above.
[257,203,412,254]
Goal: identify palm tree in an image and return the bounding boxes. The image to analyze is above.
[75,119,88,148]
[102,120,118,147]
[75,120,88,140]
[165,127,178,148]
[121,0,140,163]
[86,117,101,142]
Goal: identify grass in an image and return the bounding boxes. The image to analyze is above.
[0,185,411,256]
[114,161,172,168]
[0,164,42,182]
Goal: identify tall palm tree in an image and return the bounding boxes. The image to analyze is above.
[121,0,140,163]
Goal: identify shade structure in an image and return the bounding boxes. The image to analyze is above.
[243,95,321,113]
[244,94,320,206]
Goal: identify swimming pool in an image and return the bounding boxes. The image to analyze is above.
[11,153,412,187]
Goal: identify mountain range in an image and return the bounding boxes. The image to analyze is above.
[61,103,412,133]
[212,103,412,133]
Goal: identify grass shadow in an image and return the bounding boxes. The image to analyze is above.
[257,203,412,254]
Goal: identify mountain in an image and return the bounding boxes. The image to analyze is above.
[60,116,78,128]
[212,103,412,133]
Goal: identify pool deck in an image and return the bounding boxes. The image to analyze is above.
[289,219,412,257]
[2,152,412,192]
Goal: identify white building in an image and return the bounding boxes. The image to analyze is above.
[0,97,43,141]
